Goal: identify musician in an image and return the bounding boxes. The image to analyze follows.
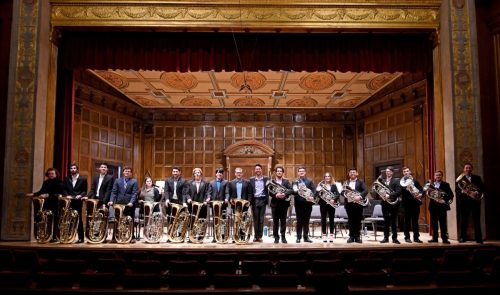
[108,166,139,243]
[140,177,161,203]
[164,166,186,206]
[62,164,88,244]
[27,168,64,243]
[249,164,269,243]
[428,170,454,244]
[342,168,368,244]
[269,166,292,244]
[316,172,341,243]
[88,162,113,207]
[183,168,212,241]
[456,163,485,244]
[378,166,402,244]
[291,166,315,243]
[401,167,423,243]
[208,168,230,242]
[229,167,252,242]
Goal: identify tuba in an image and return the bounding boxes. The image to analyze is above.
[292,180,316,203]
[142,201,164,243]
[456,173,484,201]
[266,179,291,201]
[342,183,370,207]
[31,194,54,243]
[188,201,208,243]
[400,175,423,203]
[112,204,134,244]
[58,195,80,244]
[212,200,230,244]
[316,181,340,208]
[166,203,190,243]
[371,176,399,205]
[232,199,253,244]
[85,199,109,244]
[423,181,452,204]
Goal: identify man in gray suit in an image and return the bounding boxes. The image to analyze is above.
[249,164,269,242]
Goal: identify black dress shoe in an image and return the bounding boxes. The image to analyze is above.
[281,237,287,244]
[405,238,412,243]
[442,239,450,244]
[130,239,136,244]
[459,238,467,243]
[476,240,484,244]
[355,237,362,244]
[393,239,401,244]
[428,239,438,243]
[296,239,301,243]
[253,238,259,242]
[274,237,280,244]
[347,237,355,243]
[49,238,59,243]
[76,239,84,244]
[380,238,389,243]
[304,238,313,243]
[414,238,423,243]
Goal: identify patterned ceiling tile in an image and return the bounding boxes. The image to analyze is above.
[96,71,129,89]
[299,72,335,91]
[161,72,198,90]
[233,97,266,107]
[367,73,398,91]
[180,96,212,107]
[230,72,267,91]
[287,97,318,107]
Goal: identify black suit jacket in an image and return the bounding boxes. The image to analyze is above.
[383,177,402,205]
[209,179,230,201]
[269,178,292,208]
[249,176,270,206]
[429,181,454,211]
[89,174,114,203]
[164,176,186,204]
[183,180,212,203]
[229,179,252,202]
[341,179,369,203]
[291,177,316,206]
[34,179,64,197]
[455,174,484,203]
[63,175,88,197]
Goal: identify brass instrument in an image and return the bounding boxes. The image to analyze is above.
[212,200,230,244]
[371,176,399,205]
[85,199,109,244]
[31,194,54,243]
[400,175,423,203]
[266,179,291,201]
[423,181,452,205]
[292,180,316,203]
[456,173,484,201]
[316,181,340,208]
[232,199,252,244]
[166,203,190,243]
[58,195,80,244]
[342,183,370,207]
[188,201,208,244]
[112,204,134,244]
[142,201,164,243]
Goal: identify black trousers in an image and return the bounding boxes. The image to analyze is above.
[271,204,289,238]
[320,203,335,235]
[403,202,421,240]
[345,202,363,238]
[459,198,482,242]
[252,198,267,239]
[382,203,399,240]
[430,207,448,240]
[294,203,312,239]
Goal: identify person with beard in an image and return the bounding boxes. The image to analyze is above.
[400,167,424,243]
[269,166,292,244]
[208,168,230,242]
[291,166,316,243]
[378,166,402,244]
[62,164,88,243]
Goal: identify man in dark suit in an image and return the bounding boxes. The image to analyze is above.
[249,164,269,242]
[378,166,402,244]
[62,164,88,243]
[183,167,212,242]
[269,166,292,244]
[428,170,454,244]
[456,163,485,244]
[229,167,252,242]
[164,166,186,206]
[342,168,368,243]
[108,166,139,243]
[88,162,113,206]
[291,166,316,243]
[208,168,230,242]
[401,167,424,243]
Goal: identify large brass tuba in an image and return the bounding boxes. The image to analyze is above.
[400,175,423,203]
[212,200,230,243]
[423,181,452,204]
[232,199,253,244]
[112,204,134,244]
[316,181,340,208]
[85,199,109,244]
[31,194,54,243]
[58,196,80,244]
[188,201,208,243]
[342,183,370,207]
[166,203,190,243]
[266,179,291,201]
[456,173,484,201]
[142,201,164,243]
[371,176,399,205]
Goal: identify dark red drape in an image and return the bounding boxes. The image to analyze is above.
[58,31,433,73]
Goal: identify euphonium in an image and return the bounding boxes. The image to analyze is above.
[212,200,230,244]
[342,183,370,207]
[58,195,80,244]
[423,181,452,204]
[31,194,54,243]
[232,199,252,244]
[142,201,164,243]
[188,201,208,244]
[85,199,109,244]
[456,173,484,201]
[166,203,190,243]
[112,204,134,244]
[400,175,423,203]
[266,179,291,201]
[316,181,340,208]
[371,176,399,205]
[292,180,316,203]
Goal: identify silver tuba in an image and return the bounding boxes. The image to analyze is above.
[212,200,230,244]
[166,203,190,243]
[456,173,484,201]
[188,201,209,244]
[423,181,452,205]
[112,204,134,244]
[58,195,80,244]
[85,199,109,244]
[316,181,340,208]
[342,183,370,207]
[31,194,54,243]
[266,179,291,201]
[400,175,423,203]
[371,176,399,205]
[232,199,252,244]
[142,201,164,243]
[292,180,316,203]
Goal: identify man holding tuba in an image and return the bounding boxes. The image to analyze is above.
[88,163,113,213]
[164,166,187,210]
[209,168,230,243]
[184,168,212,243]
[378,166,402,244]
[400,167,424,243]
[427,170,453,244]
[342,168,368,244]
[268,166,292,244]
[291,166,315,243]
[456,163,485,244]
[229,167,253,242]
[62,164,88,244]
[249,164,269,243]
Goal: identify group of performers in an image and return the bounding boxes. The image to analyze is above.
[27,162,485,245]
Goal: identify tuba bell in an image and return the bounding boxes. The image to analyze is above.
[212,200,230,244]
[342,183,370,207]
[85,199,109,244]
[188,201,208,244]
[232,199,252,244]
[400,175,423,203]
[142,201,164,243]
[371,176,399,205]
[166,203,190,243]
[456,173,484,201]
[112,204,134,243]
[31,194,54,243]
[58,195,80,244]
[316,181,341,208]
[423,181,452,205]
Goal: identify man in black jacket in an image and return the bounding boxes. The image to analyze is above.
[269,166,292,244]
[428,170,454,244]
[88,162,113,206]
[401,167,424,243]
[291,166,316,243]
[62,164,88,243]
[379,166,402,244]
[342,168,368,244]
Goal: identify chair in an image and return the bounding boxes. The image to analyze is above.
[309,205,321,237]
[334,205,348,238]
[362,204,384,240]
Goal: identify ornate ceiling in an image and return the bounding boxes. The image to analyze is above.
[90,70,402,109]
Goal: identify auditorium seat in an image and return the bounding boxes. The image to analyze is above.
[472,248,498,275]
[241,251,270,261]
[435,249,477,285]
[204,260,249,288]
[258,259,308,288]
[166,260,207,289]
[347,258,389,286]
[79,272,118,289]
[388,257,432,285]
[209,252,239,262]
[122,259,163,289]
[307,259,347,292]
[0,270,33,288]
[0,249,14,270]
[306,251,336,262]
[277,251,303,261]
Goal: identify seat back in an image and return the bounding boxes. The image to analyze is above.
[371,204,383,217]
[335,206,348,219]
